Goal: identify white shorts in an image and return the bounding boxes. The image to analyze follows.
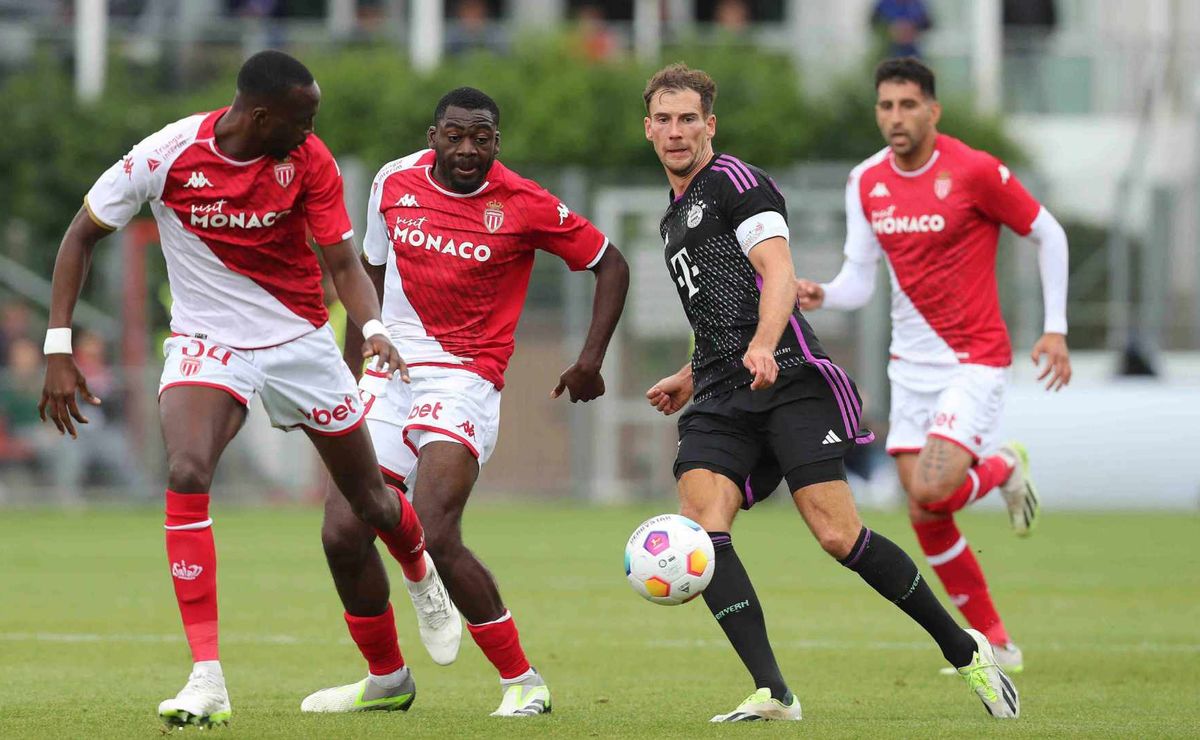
[885,360,1009,459]
[361,365,501,483]
[158,324,370,435]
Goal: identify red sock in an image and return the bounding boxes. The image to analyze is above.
[164,490,219,662]
[920,454,1012,514]
[345,604,405,676]
[912,517,1010,645]
[373,485,427,581]
[467,611,531,680]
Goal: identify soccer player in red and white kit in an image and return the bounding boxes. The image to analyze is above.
[38,51,435,727]
[797,58,1072,673]
[301,87,629,716]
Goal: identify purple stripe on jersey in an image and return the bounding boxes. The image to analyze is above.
[752,274,861,439]
[711,164,747,193]
[714,159,752,191]
[743,477,755,508]
[718,155,759,187]
[842,528,872,567]
[767,176,782,195]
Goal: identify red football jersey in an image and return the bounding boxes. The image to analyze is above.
[363,150,609,389]
[847,134,1041,366]
[86,107,354,348]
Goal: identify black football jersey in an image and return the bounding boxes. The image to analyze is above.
[660,152,829,401]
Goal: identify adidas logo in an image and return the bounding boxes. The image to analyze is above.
[170,560,204,581]
[868,181,890,198]
[182,171,213,188]
[395,193,419,207]
[821,429,842,445]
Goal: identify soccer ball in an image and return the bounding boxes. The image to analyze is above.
[624,514,715,605]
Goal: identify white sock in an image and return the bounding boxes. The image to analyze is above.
[500,667,537,685]
[193,660,224,681]
[368,665,409,689]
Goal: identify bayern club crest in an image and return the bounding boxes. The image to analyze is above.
[483,200,504,233]
[274,161,295,189]
[934,170,953,200]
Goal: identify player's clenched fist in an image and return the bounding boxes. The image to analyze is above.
[646,370,693,415]
[743,343,778,390]
[795,278,825,310]
[552,362,606,403]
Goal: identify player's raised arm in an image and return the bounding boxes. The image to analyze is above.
[552,244,630,402]
[39,206,111,437]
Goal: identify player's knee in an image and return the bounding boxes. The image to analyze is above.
[348,483,400,531]
[908,477,956,505]
[165,451,215,493]
[422,523,463,562]
[320,522,373,568]
[814,524,858,560]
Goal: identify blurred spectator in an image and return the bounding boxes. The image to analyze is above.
[1003,0,1057,112]
[446,0,508,57]
[0,299,33,369]
[871,0,932,58]
[573,3,619,63]
[0,337,40,473]
[714,0,751,35]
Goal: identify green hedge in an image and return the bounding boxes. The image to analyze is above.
[0,38,1022,272]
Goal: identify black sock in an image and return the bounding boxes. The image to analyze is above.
[703,532,791,701]
[839,527,975,668]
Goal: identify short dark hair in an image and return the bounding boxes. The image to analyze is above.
[434,87,501,127]
[874,57,937,99]
[236,50,314,99]
[644,63,717,116]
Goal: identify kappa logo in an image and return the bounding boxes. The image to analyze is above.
[998,164,1011,184]
[457,420,477,439]
[171,560,204,581]
[868,181,891,198]
[556,202,570,225]
[396,193,420,208]
[122,156,134,179]
[183,171,214,188]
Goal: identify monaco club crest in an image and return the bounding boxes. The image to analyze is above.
[274,161,295,189]
[483,200,504,233]
[934,170,953,200]
[179,357,202,377]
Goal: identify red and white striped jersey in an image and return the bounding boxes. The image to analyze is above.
[846,134,1042,366]
[85,107,353,349]
[363,150,608,389]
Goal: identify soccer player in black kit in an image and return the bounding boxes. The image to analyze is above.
[642,64,1020,722]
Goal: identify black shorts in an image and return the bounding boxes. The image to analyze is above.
[673,364,871,509]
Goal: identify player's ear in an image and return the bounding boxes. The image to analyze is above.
[426,125,437,148]
[706,114,716,139]
[494,130,501,155]
[929,100,942,127]
[644,116,652,140]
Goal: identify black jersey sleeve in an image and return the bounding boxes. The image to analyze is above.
[710,156,789,255]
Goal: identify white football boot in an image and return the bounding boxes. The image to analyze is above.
[490,669,551,716]
[998,442,1040,536]
[158,662,231,728]
[300,667,416,712]
[957,629,1020,718]
[710,688,802,722]
[404,551,462,665]
[942,640,1023,675]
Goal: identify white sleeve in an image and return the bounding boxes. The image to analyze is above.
[820,258,878,310]
[819,169,883,310]
[1025,206,1069,335]
[362,170,389,266]
[84,139,165,230]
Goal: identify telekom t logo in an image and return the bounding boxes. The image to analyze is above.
[668,246,701,298]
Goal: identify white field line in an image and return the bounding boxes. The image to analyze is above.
[1,632,1196,654]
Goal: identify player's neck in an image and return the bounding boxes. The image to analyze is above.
[667,148,715,199]
[213,108,265,162]
[893,131,939,172]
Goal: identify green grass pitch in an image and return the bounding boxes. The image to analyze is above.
[0,504,1197,738]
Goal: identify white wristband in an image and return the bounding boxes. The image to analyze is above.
[361,319,388,340]
[43,327,72,355]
